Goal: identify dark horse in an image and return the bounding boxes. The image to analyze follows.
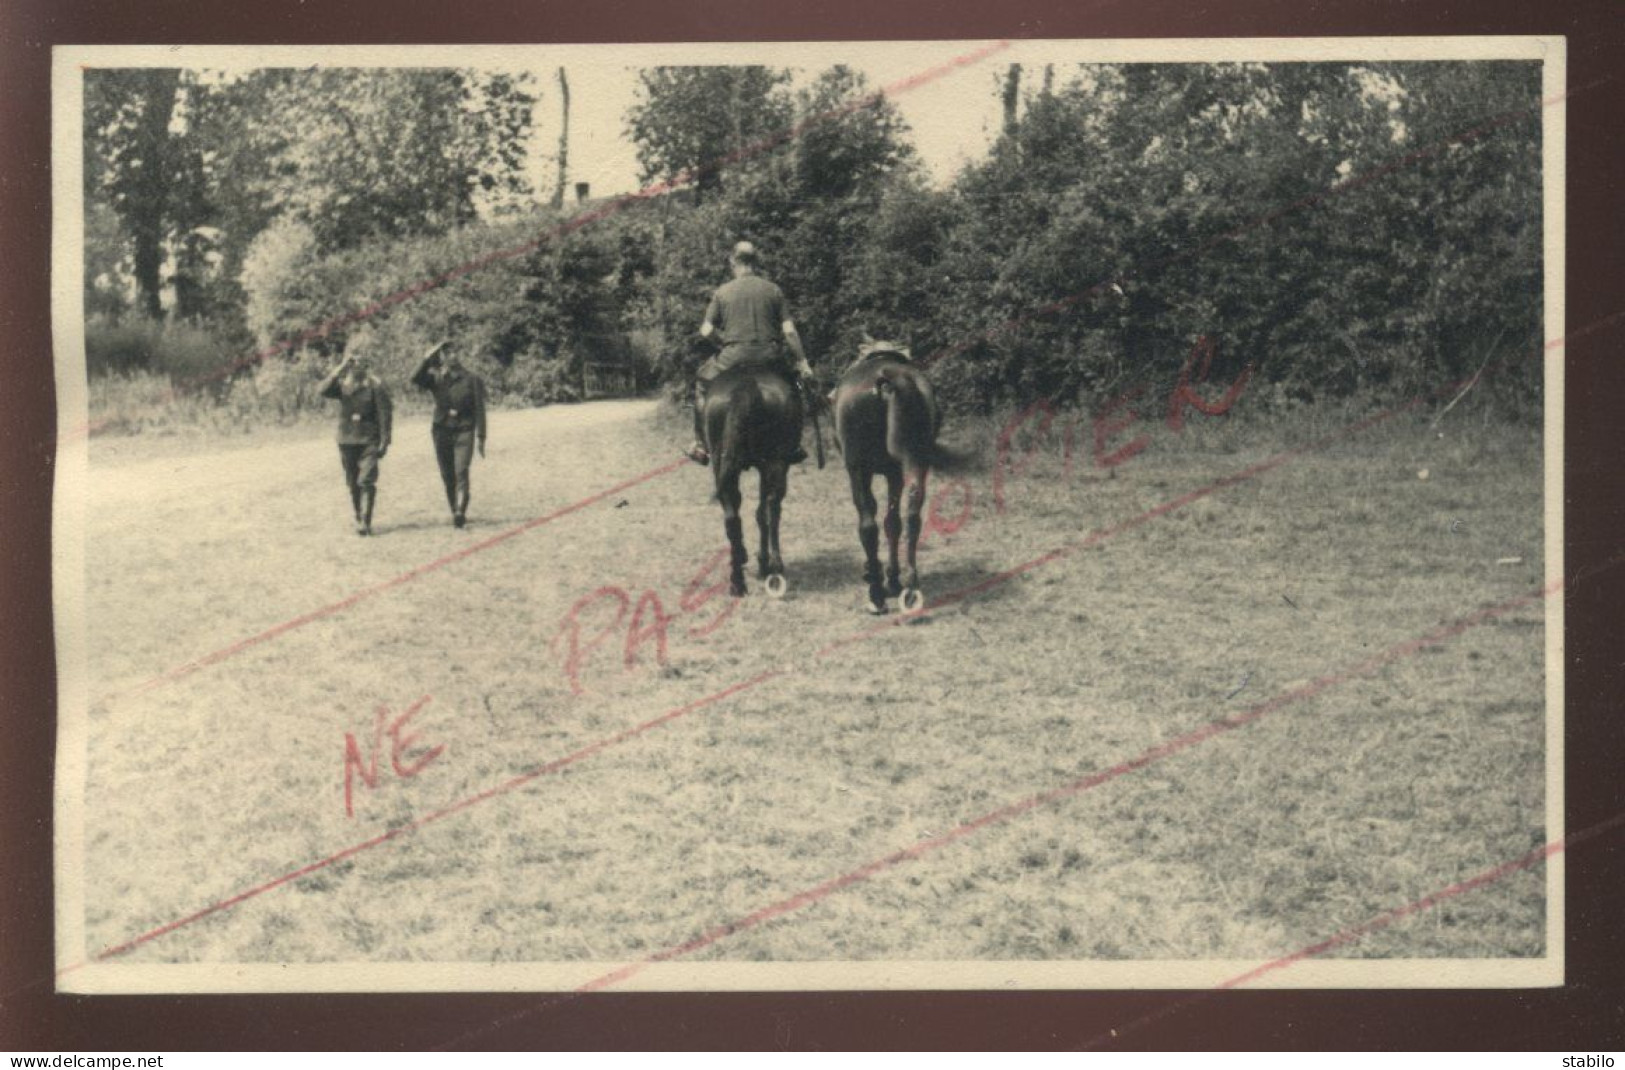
[832,343,947,614]
[701,365,805,597]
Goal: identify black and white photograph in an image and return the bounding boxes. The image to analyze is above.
[50,37,1564,995]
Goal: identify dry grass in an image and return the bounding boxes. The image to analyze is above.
[76,390,1546,966]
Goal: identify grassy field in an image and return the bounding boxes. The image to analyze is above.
[72,390,1547,970]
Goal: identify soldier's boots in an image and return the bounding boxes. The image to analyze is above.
[687,381,710,464]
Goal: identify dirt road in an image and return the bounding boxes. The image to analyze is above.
[84,400,669,691]
[88,399,657,511]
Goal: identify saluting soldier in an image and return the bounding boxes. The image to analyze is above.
[411,340,488,528]
[318,351,393,536]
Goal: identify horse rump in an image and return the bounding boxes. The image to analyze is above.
[699,366,802,598]
[834,351,955,614]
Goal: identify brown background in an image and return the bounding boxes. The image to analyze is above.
[3,0,1622,1051]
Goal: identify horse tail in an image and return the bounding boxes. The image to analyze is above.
[879,365,969,475]
[715,383,752,482]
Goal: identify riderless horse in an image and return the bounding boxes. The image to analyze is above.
[700,365,806,598]
[832,340,949,615]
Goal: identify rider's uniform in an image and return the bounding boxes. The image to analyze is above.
[697,273,792,381]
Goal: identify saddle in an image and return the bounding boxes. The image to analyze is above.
[855,339,912,363]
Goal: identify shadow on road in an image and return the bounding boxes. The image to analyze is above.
[773,547,1018,614]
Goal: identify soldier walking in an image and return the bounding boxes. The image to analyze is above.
[318,352,393,536]
[411,340,488,528]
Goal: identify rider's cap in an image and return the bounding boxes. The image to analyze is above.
[730,241,759,262]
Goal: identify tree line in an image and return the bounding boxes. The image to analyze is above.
[82,60,1543,419]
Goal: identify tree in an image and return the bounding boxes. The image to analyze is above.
[1001,63,1021,137]
[929,60,1543,412]
[83,66,539,335]
[84,68,183,318]
[256,68,537,252]
[790,65,916,202]
[551,67,571,209]
[776,67,921,365]
[625,67,793,198]
[1359,61,1543,391]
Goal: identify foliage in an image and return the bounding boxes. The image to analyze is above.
[228,204,656,411]
[84,60,1545,434]
[926,61,1543,412]
[239,217,323,354]
[621,60,1540,418]
[84,314,235,391]
[254,68,538,252]
[625,67,793,198]
[83,201,132,320]
[83,66,538,331]
[84,69,184,318]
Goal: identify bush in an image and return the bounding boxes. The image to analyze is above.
[84,317,156,377]
[498,351,582,405]
[85,315,236,395]
[231,206,652,408]
[234,347,332,422]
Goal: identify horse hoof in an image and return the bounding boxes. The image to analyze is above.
[901,588,926,612]
[864,598,888,615]
[765,574,788,599]
[730,582,747,598]
[886,579,903,598]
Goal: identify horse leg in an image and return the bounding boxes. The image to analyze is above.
[764,462,787,579]
[882,467,904,598]
[902,465,928,602]
[718,472,747,597]
[849,466,886,613]
[754,470,770,580]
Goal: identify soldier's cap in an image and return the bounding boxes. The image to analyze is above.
[730,240,759,263]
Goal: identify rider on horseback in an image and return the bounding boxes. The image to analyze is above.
[685,241,814,466]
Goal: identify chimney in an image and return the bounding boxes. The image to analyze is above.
[575,182,591,203]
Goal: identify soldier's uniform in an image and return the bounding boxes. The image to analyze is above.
[319,365,393,536]
[411,346,488,528]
